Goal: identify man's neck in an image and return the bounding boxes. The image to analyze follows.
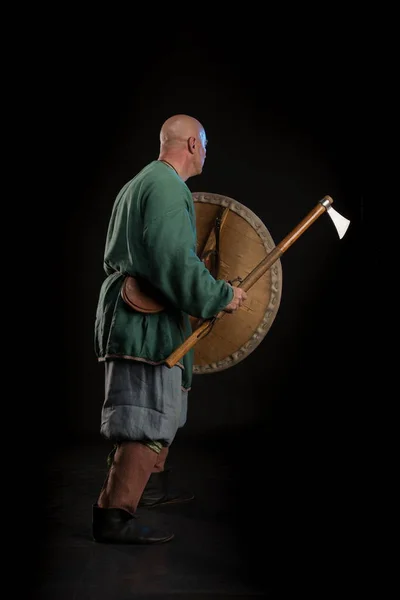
[158,153,190,181]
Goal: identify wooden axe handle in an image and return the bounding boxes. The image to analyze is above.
[165,195,333,368]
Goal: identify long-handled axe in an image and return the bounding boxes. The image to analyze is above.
[165,195,350,368]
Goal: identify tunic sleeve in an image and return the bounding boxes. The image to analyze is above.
[143,205,233,318]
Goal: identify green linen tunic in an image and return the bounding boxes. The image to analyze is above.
[94,160,234,390]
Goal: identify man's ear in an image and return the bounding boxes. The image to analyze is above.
[188,136,196,154]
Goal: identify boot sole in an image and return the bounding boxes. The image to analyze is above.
[141,496,195,509]
[93,532,175,544]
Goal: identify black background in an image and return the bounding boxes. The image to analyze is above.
[50,34,368,443]
[21,20,379,592]
[31,26,372,476]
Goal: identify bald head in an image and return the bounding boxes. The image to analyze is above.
[160,114,205,148]
[158,114,207,181]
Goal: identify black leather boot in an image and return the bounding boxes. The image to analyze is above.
[92,504,174,544]
[138,469,195,508]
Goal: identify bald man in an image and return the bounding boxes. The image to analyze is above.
[92,114,247,544]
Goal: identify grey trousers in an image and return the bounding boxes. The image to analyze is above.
[100,359,188,446]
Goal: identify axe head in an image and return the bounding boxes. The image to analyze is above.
[320,196,350,239]
[326,205,350,239]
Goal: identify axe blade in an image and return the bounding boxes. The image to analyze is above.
[325,205,350,239]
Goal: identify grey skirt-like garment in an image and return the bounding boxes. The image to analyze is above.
[100,359,188,446]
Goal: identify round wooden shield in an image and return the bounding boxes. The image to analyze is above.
[191,192,283,374]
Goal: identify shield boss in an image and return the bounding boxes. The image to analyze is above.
[191,192,283,374]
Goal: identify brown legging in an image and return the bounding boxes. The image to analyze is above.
[98,441,169,514]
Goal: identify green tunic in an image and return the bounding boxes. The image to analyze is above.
[94,160,234,390]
